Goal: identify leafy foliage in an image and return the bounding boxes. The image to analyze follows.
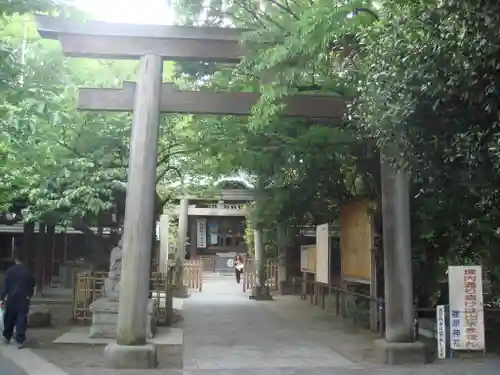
[4,0,500,311]
[0,11,222,232]
[172,0,500,307]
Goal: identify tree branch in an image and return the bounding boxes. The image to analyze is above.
[55,139,125,170]
[156,165,183,184]
[265,0,300,20]
[234,0,284,30]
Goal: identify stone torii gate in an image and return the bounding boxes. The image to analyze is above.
[36,15,423,368]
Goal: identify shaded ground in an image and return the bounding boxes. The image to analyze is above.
[7,275,500,375]
[0,300,71,375]
[28,301,183,374]
[25,303,75,348]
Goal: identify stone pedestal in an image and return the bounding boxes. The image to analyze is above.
[172,260,189,298]
[172,284,189,298]
[104,342,157,369]
[374,339,428,365]
[90,298,158,339]
[249,285,273,301]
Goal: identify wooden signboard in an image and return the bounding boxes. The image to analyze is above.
[300,245,316,274]
[340,199,373,283]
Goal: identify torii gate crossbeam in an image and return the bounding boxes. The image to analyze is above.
[78,83,346,119]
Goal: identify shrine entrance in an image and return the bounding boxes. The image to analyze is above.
[36,14,422,368]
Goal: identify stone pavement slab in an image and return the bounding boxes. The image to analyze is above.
[53,326,183,345]
[182,275,500,375]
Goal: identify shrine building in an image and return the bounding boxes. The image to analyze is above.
[169,177,254,260]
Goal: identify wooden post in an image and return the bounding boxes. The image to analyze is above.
[369,211,378,332]
[35,223,46,292]
[277,224,287,293]
[301,272,307,299]
[46,224,56,287]
[114,54,163,350]
[177,198,189,259]
[189,218,197,259]
[335,288,340,315]
[370,246,378,332]
[21,222,34,267]
[158,214,170,274]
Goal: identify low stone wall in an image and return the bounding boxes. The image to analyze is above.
[28,304,52,327]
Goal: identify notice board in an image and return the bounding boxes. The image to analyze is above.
[340,199,373,282]
[300,244,316,274]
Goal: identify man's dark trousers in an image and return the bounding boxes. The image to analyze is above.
[3,296,29,344]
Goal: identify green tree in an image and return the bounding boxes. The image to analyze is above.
[172,0,500,309]
[1,14,222,236]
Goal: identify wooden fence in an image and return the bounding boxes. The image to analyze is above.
[183,259,203,291]
[73,260,202,322]
[291,276,383,333]
[72,271,107,322]
[72,271,169,323]
[242,259,278,293]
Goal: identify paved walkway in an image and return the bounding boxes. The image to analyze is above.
[0,351,28,375]
[183,275,359,373]
[182,275,500,375]
[1,274,500,375]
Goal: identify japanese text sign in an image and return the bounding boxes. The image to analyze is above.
[448,265,485,351]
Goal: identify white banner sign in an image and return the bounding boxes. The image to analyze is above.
[436,305,446,359]
[315,223,330,284]
[300,247,308,271]
[448,265,485,351]
[197,218,207,248]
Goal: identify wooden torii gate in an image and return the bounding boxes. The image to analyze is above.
[36,15,421,367]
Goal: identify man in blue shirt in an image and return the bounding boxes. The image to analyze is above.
[0,252,35,349]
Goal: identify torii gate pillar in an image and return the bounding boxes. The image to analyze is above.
[173,198,189,298]
[104,54,163,369]
[374,147,427,364]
